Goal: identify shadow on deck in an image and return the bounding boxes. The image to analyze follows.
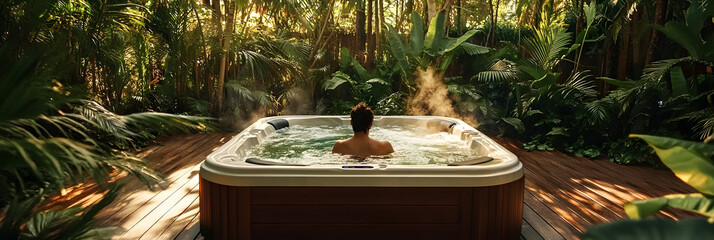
[47,133,699,240]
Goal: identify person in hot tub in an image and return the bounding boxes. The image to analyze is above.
[332,103,394,157]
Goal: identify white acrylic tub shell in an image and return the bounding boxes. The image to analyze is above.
[200,115,523,187]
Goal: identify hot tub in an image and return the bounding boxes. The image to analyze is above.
[199,116,524,240]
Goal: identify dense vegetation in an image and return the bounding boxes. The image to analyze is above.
[1,0,713,238]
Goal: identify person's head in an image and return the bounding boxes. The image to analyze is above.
[350,102,374,133]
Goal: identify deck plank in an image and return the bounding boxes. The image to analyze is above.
[522,203,561,240]
[125,172,200,239]
[520,208,545,240]
[44,133,702,240]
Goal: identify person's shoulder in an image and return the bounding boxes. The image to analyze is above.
[332,140,346,153]
[376,140,394,151]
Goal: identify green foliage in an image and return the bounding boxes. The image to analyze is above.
[604,138,655,165]
[583,218,714,240]
[321,48,398,114]
[585,135,714,238]
[652,0,714,63]
[523,138,555,151]
[0,3,215,235]
[631,134,714,196]
[565,137,601,158]
[625,193,714,220]
[385,11,490,78]
[6,186,121,240]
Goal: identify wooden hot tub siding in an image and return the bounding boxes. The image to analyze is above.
[199,176,524,240]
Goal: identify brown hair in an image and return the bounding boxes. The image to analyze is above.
[350,102,374,133]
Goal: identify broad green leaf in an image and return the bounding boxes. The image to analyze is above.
[598,77,637,88]
[631,134,714,155]
[523,109,543,118]
[502,117,525,134]
[409,12,424,52]
[441,30,479,54]
[437,54,454,72]
[568,43,581,55]
[351,58,369,81]
[583,218,714,240]
[584,1,597,27]
[670,66,689,96]
[339,47,351,70]
[631,134,714,195]
[519,61,547,80]
[531,73,557,89]
[424,12,445,56]
[704,34,714,63]
[366,78,389,86]
[654,22,704,59]
[460,42,491,55]
[546,127,569,136]
[386,25,413,75]
[323,71,352,90]
[686,0,706,35]
[625,193,714,220]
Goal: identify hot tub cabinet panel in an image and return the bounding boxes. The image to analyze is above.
[199,176,525,240]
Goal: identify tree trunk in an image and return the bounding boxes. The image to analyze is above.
[631,9,644,75]
[646,0,667,64]
[617,22,631,81]
[427,0,437,21]
[488,0,500,47]
[456,0,462,34]
[575,0,582,36]
[217,0,235,112]
[487,0,493,46]
[376,0,384,62]
[357,0,366,52]
[367,0,374,68]
[192,1,210,99]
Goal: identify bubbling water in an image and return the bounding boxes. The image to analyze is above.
[245,125,484,165]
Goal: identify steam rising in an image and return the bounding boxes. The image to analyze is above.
[407,67,457,117]
[407,67,477,126]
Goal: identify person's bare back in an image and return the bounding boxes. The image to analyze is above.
[331,103,394,157]
[332,135,394,157]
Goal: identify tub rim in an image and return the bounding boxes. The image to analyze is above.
[200,115,523,187]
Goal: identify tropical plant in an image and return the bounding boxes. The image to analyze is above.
[583,134,714,239]
[644,0,714,82]
[321,48,395,113]
[0,14,214,236]
[385,11,491,78]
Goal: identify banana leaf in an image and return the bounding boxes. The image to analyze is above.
[670,66,689,96]
[625,193,714,220]
[631,134,714,195]
[409,12,424,52]
[583,218,714,240]
[424,12,445,56]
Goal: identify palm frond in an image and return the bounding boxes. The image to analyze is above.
[561,71,598,98]
[476,59,520,83]
[226,80,256,103]
[582,98,614,126]
[679,108,714,140]
[643,57,694,81]
[524,26,571,72]
[21,185,120,239]
[459,42,491,55]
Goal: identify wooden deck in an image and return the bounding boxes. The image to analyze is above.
[47,133,699,240]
